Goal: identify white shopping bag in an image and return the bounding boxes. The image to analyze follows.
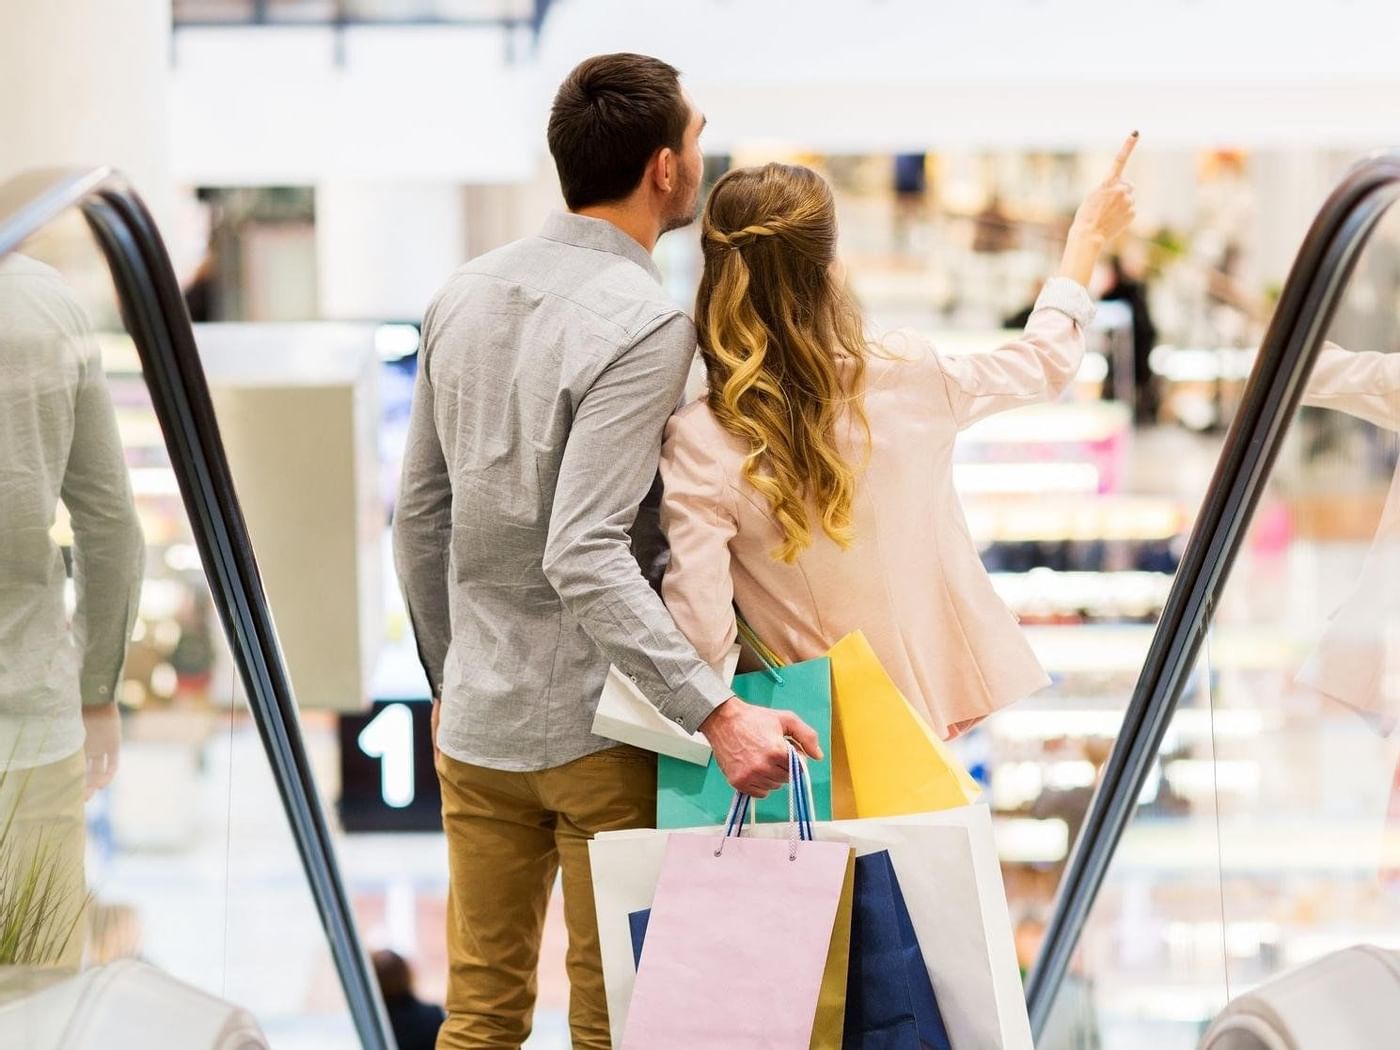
[589,803,1032,1050]
[591,646,739,765]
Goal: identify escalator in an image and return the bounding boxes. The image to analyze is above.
[2,151,1397,1049]
[1027,154,1400,1046]
[0,171,393,1046]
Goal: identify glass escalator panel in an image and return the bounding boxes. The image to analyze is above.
[0,200,365,1045]
[1033,158,1400,1049]
[1035,646,1230,1049]
[1202,200,1400,1030]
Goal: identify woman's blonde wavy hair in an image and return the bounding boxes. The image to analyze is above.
[696,162,871,563]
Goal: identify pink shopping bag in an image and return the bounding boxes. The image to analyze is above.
[623,748,853,1049]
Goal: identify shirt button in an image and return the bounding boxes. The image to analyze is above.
[674,716,684,725]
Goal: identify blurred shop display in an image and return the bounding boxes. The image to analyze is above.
[199,323,385,712]
[0,959,270,1050]
[187,188,317,322]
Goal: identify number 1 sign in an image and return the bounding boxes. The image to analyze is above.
[337,698,443,832]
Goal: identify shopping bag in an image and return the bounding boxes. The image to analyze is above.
[591,646,741,765]
[624,750,853,1050]
[827,631,980,819]
[845,850,951,1050]
[626,909,649,969]
[591,804,1031,1050]
[656,651,832,828]
[628,759,855,1049]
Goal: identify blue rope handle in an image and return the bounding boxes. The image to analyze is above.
[714,744,815,858]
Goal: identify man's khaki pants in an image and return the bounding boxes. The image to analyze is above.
[0,749,87,1003]
[436,745,656,1050]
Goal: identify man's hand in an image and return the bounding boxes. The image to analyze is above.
[431,697,442,764]
[82,702,121,800]
[699,697,823,798]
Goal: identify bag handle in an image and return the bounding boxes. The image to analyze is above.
[713,743,815,861]
[735,615,785,684]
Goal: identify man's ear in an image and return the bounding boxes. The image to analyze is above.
[651,147,676,195]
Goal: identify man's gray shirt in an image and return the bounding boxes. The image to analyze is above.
[393,212,731,771]
[0,255,144,770]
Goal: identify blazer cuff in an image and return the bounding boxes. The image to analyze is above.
[1033,277,1097,328]
[655,663,733,735]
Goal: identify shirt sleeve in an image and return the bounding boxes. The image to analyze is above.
[934,276,1095,430]
[542,312,733,734]
[659,411,740,667]
[62,336,145,704]
[1300,342,1400,432]
[392,317,454,698]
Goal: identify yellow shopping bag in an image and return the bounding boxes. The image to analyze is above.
[827,631,981,819]
[810,853,855,1049]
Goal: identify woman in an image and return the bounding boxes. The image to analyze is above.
[660,136,1137,740]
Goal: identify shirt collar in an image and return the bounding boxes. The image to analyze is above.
[538,211,662,283]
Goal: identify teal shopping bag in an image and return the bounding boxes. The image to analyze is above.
[656,654,832,828]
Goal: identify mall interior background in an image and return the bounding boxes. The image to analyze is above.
[3,1,1400,1047]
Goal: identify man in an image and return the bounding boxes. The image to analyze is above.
[0,253,144,985]
[393,53,820,1049]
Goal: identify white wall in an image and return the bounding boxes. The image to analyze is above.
[0,0,172,223]
[316,181,469,320]
[171,0,1400,189]
[170,26,538,185]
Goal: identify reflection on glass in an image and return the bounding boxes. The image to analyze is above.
[0,252,144,990]
[1198,214,1400,1036]
[0,212,363,1046]
[1297,341,1400,732]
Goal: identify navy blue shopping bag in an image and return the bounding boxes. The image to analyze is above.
[844,850,951,1050]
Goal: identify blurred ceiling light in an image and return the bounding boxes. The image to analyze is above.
[150,663,179,700]
[119,679,147,708]
[375,323,421,362]
[154,619,183,650]
[163,543,205,573]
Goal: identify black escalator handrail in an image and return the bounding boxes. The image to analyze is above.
[1026,151,1400,1035]
[0,169,393,1050]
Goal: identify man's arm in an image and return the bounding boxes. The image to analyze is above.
[543,313,730,731]
[63,336,145,797]
[63,338,145,708]
[392,337,453,702]
[542,312,819,794]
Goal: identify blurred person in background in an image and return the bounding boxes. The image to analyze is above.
[372,949,445,1050]
[393,53,819,1049]
[1100,252,1160,423]
[891,152,929,255]
[659,135,1136,743]
[0,254,144,986]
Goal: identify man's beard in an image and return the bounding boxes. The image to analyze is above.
[660,172,701,235]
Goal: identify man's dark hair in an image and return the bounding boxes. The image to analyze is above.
[547,53,690,210]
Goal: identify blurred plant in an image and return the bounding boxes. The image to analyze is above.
[1145,226,1189,279]
[0,764,88,966]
